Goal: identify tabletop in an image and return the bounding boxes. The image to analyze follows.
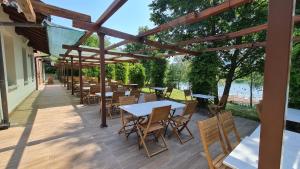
[119,100,185,117]
[223,125,300,169]
[151,87,166,91]
[287,108,300,123]
[192,94,215,99]
[95,91,130,97]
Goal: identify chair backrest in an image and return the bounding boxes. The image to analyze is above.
[182,100,198,119]
[110,85,118,92]
[112,91,125,103]
[119,96,137,106]
[130,89,140,98]
[117,87,126,92]
[198,117,228,169]
[149,105,171,124]
[90,85,100,94]
[184,90,192,100]
[256,100,262,120]
[219,111,241,151]
[144,94,157,102]
[105,86,112,92]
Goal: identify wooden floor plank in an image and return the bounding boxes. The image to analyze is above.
[0,82,258,169]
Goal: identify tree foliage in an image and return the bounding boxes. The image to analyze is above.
[115,63,128,83]
[151,58,167,87]
[105,64,115,80]
[149,0,267,103]
[128,63,146,87]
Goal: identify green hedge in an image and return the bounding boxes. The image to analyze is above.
[128,64,145,87]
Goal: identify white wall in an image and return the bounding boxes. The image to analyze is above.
[0,9,37,114]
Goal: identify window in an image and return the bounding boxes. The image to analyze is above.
[22,48,28,85]
[29,55,34,82]
[3,35,16,87]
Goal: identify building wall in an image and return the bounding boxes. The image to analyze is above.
[0,9,38,114]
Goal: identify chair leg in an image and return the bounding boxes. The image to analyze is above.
[137,126,151,157]
[172,123,194,144]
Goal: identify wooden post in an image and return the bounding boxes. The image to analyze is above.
[0,34,9,129]
[34,57,39,90]
[63,62,66,87]
[78,50,83,104]
[66,60,69,89]
[258,0,295,168]
[97,67,100,84]
[71,56,74,95]
[98,32,107,128]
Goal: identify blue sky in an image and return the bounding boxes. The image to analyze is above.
[43,0,155,44]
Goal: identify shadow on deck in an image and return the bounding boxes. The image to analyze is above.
[0,82,259,169]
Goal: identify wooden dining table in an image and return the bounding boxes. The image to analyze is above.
[223,125,300,169]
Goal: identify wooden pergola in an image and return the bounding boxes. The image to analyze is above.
[2,0,297,168]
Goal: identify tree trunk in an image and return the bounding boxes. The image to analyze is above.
[222,71,234,107]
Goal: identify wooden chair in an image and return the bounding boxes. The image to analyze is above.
[170,100,198,144]
[208,95,228,116]
[198,117,229,169]
[100,98,113,119]
[111,91,125,115]
[130,89,140,102]
[219,111,241,151]
[144,93,157,102]
[87,85,100,103]
[164,86,173,99]
[184,89,193,101]
[119,96,138,137]
[110,84,118,92]
[137,105,171,157]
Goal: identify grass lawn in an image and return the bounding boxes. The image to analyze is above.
[141,87,259,121]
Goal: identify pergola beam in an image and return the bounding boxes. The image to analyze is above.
[105,0,252,50]
[31,0,91,22]
[17,0,36,22]
[62,45,159,60]
[176,15,300,46]
[64,0,127,56]
[83,25,200,55]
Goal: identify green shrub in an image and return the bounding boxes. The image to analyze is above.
[128,63,145,87]
[115,63,128,83]
[105,64,115,80]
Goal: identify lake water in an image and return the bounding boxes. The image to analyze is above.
[179,82,263,100]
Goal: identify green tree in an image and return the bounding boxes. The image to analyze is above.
[151,58,167,87]
[115,63,128,83]
[105,64,115,80]
[128,63,145,87]
[149,0,267,104]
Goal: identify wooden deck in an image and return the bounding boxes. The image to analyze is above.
[0,82,258,169]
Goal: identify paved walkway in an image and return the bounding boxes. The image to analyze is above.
[0,82,258,169]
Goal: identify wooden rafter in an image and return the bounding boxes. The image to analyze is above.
[17,0,36,22]
[0,22,42,27]
[64,0,127,56]
[176,15,300,46]
[105,0,252,50]
[31,0,91,22]
[73,22,201,56]
[62,45,158,60]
